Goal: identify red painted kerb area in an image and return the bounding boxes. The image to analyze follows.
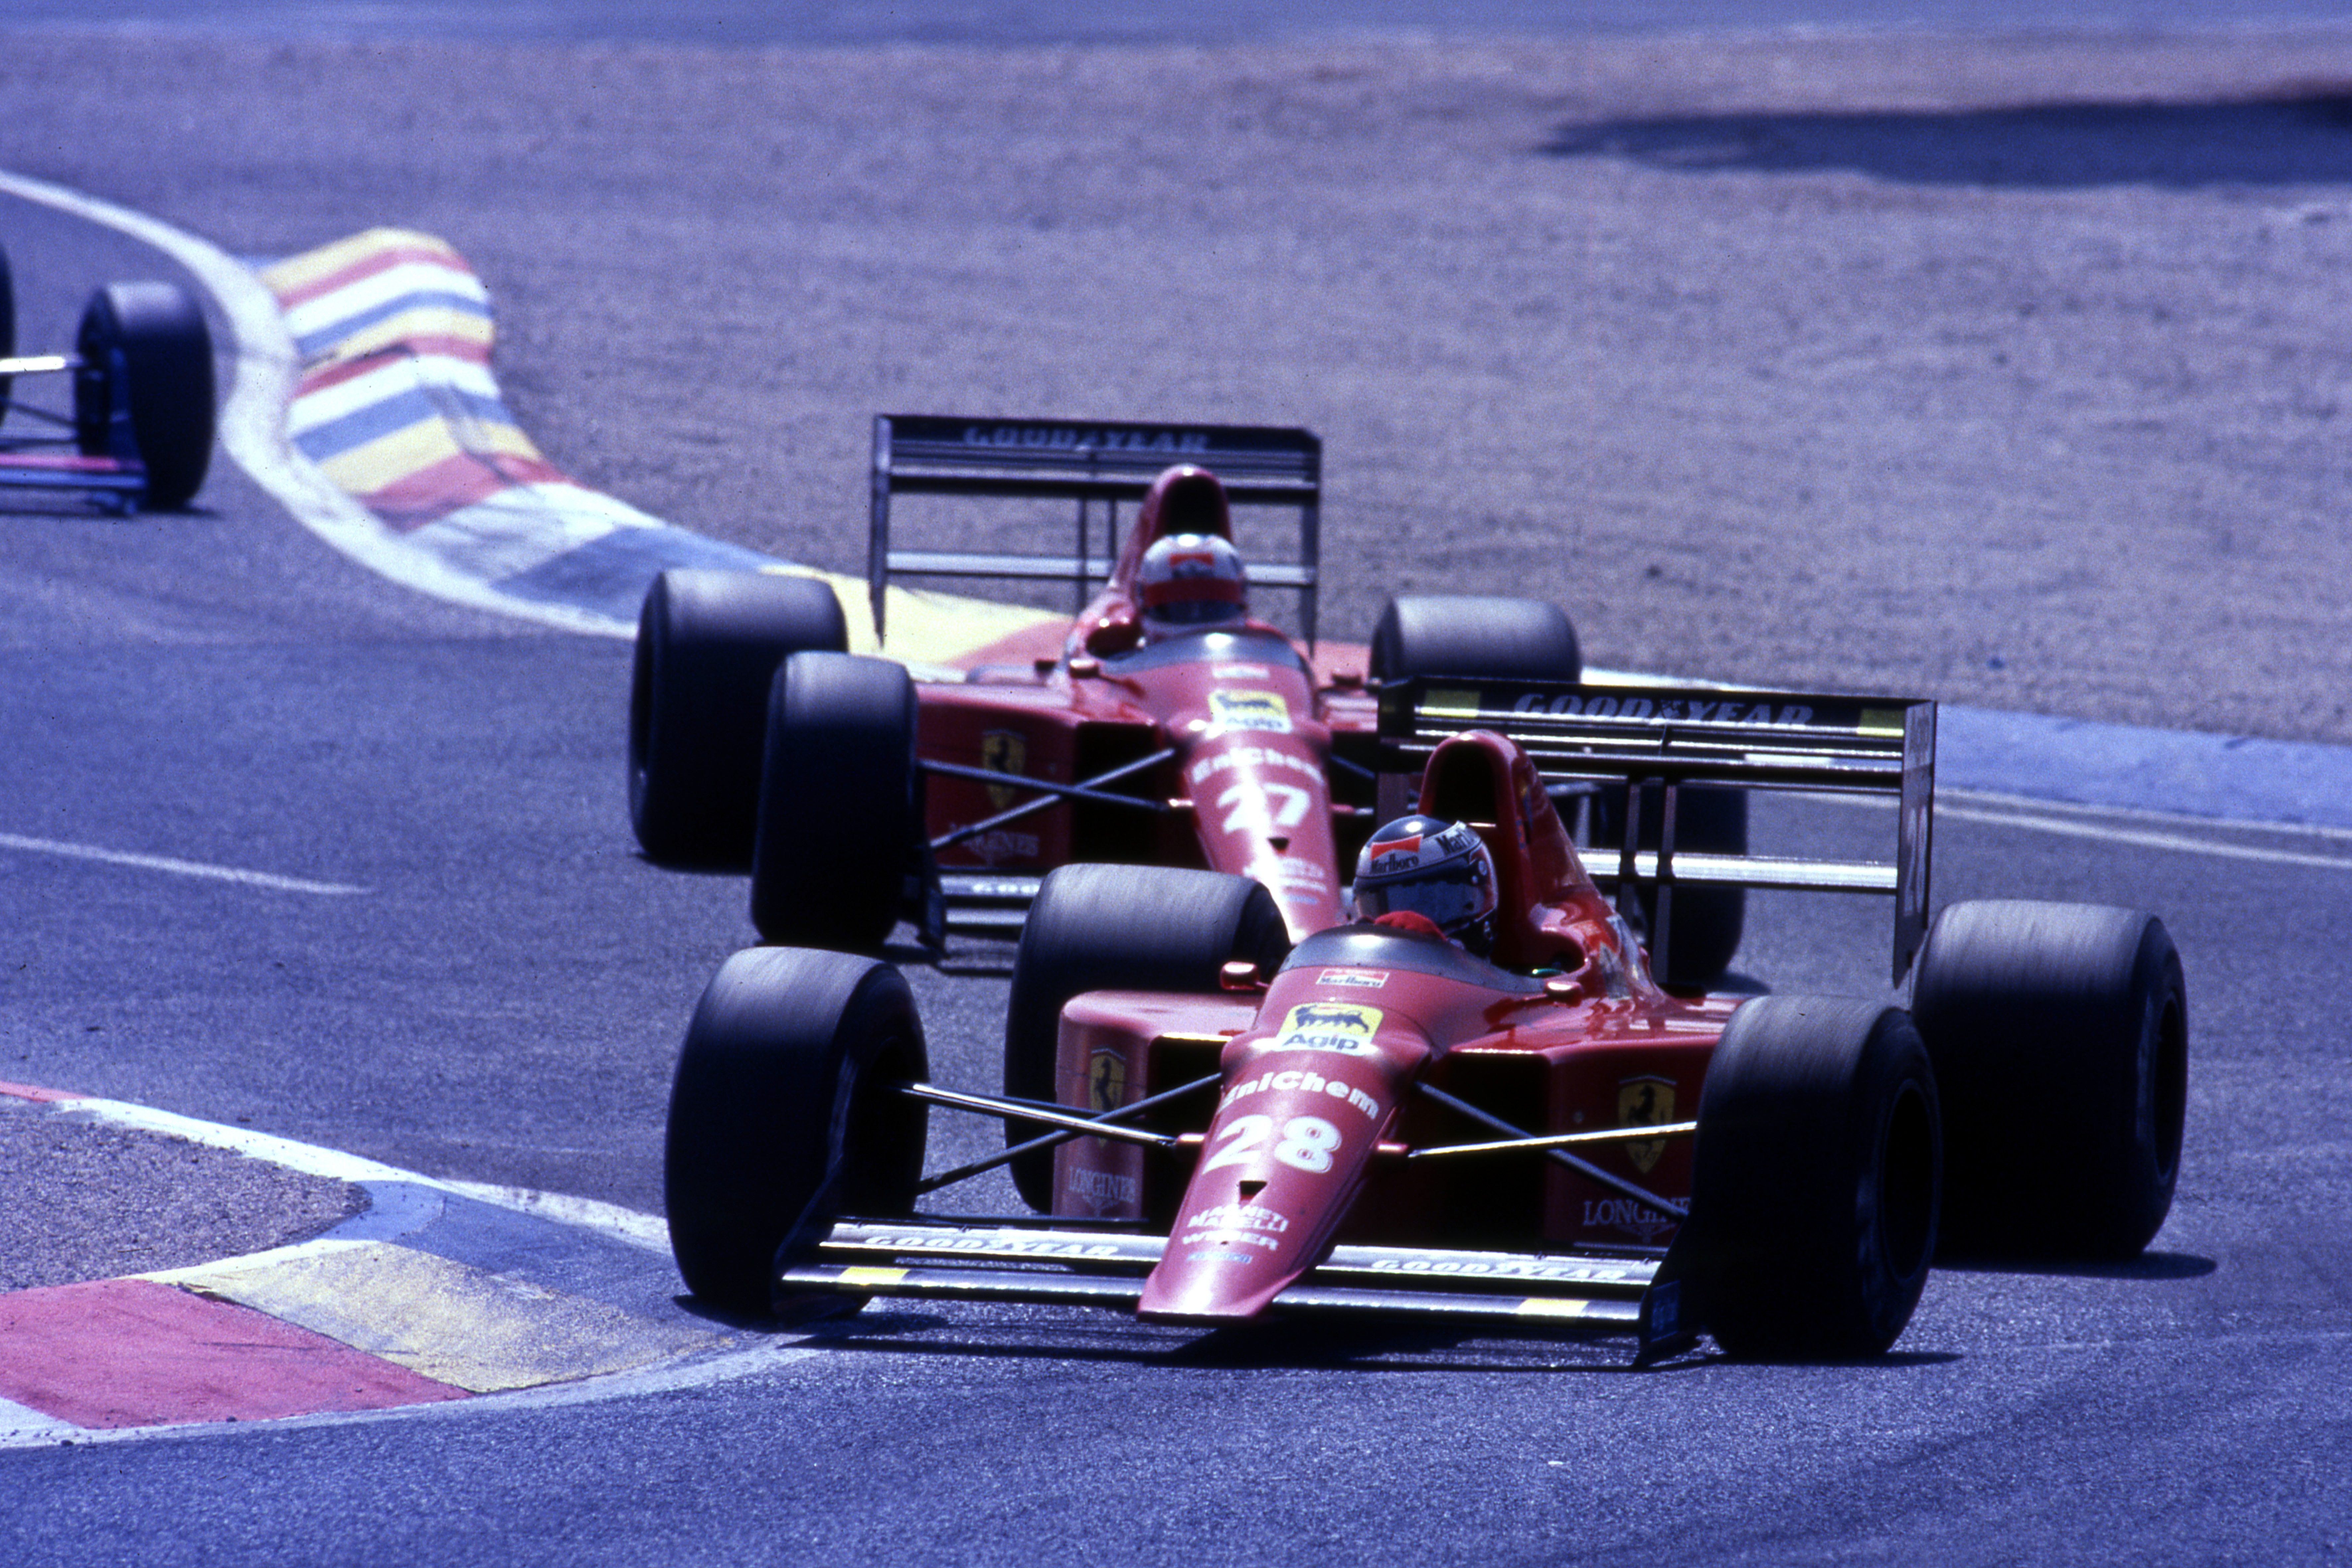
[0,1278,465,1429]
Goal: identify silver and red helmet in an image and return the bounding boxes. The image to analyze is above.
[1353,814,1499,957]
[1137,532,1247,634]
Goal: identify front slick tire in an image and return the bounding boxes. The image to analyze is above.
[74,281,216,510]
[1909,901,2187,1261]
[1688,997,1940,1359]
[664,948,929,1319]
[749,651,919,950]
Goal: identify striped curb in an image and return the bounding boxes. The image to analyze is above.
[257,226,1070,673]
[0,1081,755,1445]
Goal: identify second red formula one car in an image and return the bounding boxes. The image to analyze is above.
[0,244,216,513]
[661,675,2190,1360]
[629,415,1651,958]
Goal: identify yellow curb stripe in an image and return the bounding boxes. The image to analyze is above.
[258,227,465,294]
[145,1242,719,1394]
[316,419,542,495]
[759,564,1063,668]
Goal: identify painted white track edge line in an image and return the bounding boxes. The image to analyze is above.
[0,831,367,894]
[0,1338,821,1452]
[47,1094,665,1250]
[0,167,630,638]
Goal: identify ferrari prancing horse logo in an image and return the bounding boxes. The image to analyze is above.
[1618,1075,1676,1175]
[1088,1047,1127,1114]
[980,730,1026,812]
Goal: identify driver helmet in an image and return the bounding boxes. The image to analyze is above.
[1353,814,1499,957]
[1137,533,1247,636]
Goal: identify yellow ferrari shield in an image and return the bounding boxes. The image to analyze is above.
[1618,1075,1676,1175]
[1087,1047,1128,1114]
[980,729,1026,811]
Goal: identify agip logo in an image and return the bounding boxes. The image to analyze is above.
[1272,1002,1382,1054]
[1208,689,1291,734]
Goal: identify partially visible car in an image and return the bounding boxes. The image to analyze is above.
[0,243,215,513]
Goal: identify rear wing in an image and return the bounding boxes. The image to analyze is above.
[868,414,1322,646]
[1376,678,1935,985]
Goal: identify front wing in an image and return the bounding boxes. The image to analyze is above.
[783,1221,1698,1357]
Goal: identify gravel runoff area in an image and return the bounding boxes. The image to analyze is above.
[5,29,2351,746]
[0,1095,360,1291]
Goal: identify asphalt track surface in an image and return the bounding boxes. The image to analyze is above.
[4,13,2352,1566]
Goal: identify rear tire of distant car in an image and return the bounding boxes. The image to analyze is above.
[1367,594,1581,685]
[73,281,215,510]
[664,946,929,1319]
[1590,784,1749,991]
[749,652,920,950]
[629,571,849,868]
[1003,864,1293,1211]
[1685,996,1940,1359]
[1908,900,2187,1261]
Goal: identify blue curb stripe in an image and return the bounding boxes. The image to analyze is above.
[291,384,519,465]
[1941,705,2352,832]
[292,289,492,358]
[494,525,784,623]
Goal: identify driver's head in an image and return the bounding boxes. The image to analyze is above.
[1352,814,1499,957]
[1137,533,1247,638]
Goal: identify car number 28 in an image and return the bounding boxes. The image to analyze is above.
[1201,1114,1343,1175]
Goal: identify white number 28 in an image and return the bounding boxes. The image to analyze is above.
[1202,1114,1343,1175]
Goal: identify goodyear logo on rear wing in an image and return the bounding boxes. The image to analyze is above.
[958,424,1212,454]
[1382,680,1927,739]
[1209,689,1292,734]
[1271,1002,1381,1054]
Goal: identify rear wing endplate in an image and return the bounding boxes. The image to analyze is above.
[869,414,1322,646]
[1376,678,1935,985]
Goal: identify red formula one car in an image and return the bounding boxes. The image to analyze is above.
[662,675,2189,1360]
[629,415,1624,956]
[0,244,216,513]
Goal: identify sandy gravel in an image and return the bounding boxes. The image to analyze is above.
[8,31,2352,742]
[0,1095,359,1290]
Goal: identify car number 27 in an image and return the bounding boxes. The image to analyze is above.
[1201,1114,1343,1175]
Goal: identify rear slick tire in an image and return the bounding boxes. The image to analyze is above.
[1367,594,1581,685]
[664,947,929,1318]
[1908,900,2187,1261]
[1002,864,1291,1211]
[1686,996,1941,1360]
[629,570,848,868]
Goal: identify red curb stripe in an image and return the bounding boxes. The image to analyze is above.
[270,243,473,311]
[0,1279,466,1429]
[359,453,572,531]
[0,1080,85,1103]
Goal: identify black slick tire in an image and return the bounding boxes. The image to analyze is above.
[1368,594,1581,685]
[1591,783,1748,990]
[74,281,215,509]
[1686,996,1941,1359]
[749,651,919,949]
[1003,864,1291,1211]
[664,947,929,1318]
[1908,900,2188,1260]
[629,570,848,868]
